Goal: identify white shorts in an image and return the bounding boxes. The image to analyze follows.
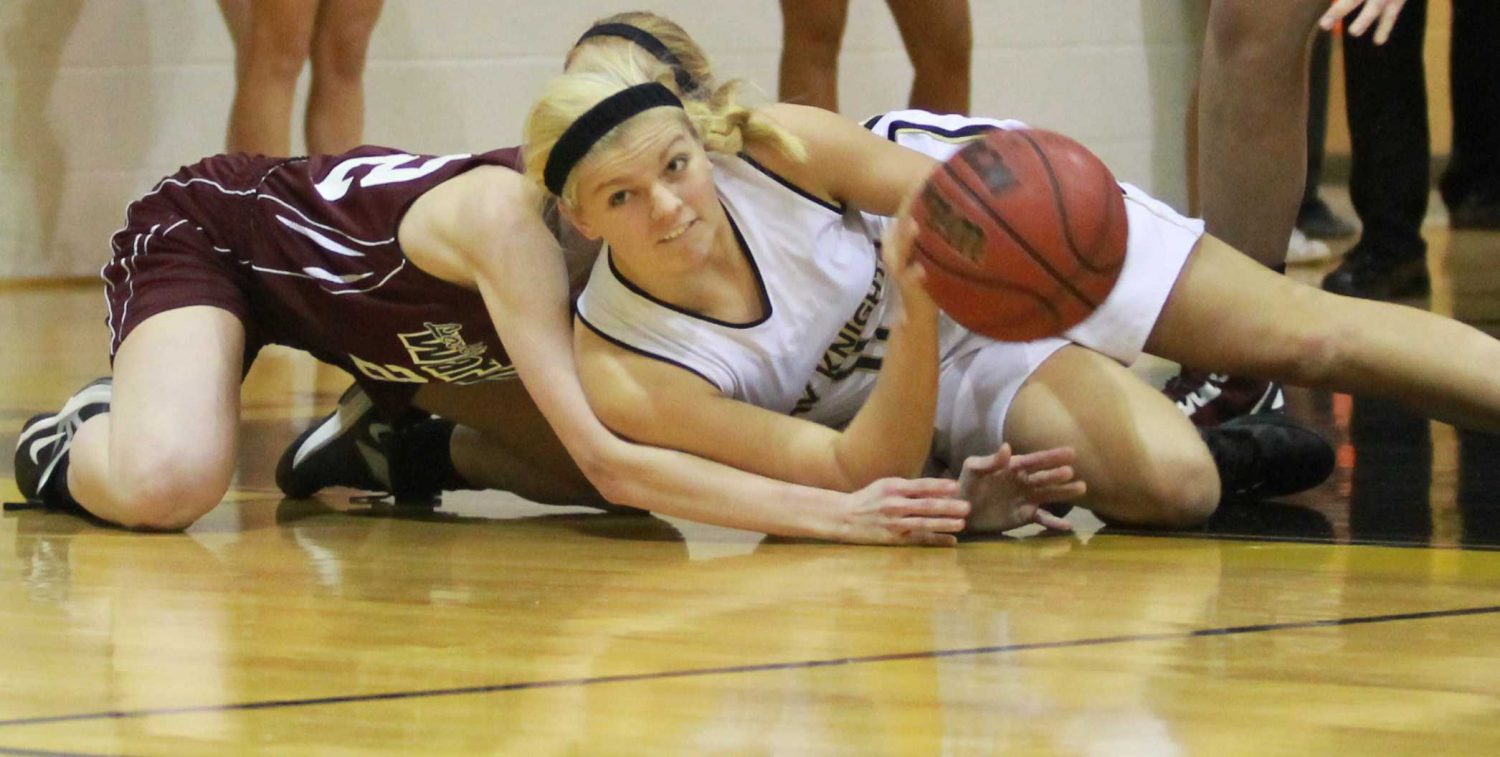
[925,182,1201,471]
[865,109,1203,362]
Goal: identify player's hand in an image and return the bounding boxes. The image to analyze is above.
[1320,0,1408,45]
[834,477,970,546]
[880,196,939,326]
[959,444,1086,534]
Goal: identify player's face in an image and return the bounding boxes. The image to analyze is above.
[568,112,721,267]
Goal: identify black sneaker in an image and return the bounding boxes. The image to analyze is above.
[1448,194,1500,231]
[1296,197,1358,240]
[1205,413,1335,498]
[1164,369,1284,428]
[276,384,394,498]
[13,378,113,507]
[1321,247,1429,300]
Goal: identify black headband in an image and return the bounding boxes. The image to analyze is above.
[543,82,685,196]
[575,23,698,93]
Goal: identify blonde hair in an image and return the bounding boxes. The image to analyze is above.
[524,52,805,205]
[566,12,717,98]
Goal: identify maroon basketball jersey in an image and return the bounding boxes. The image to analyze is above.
[133,146,578,403]
[250,147,529,387]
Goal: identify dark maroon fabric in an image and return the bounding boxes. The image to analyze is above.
[102,146,527,416]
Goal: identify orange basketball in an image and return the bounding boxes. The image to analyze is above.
[909,128,1128,341]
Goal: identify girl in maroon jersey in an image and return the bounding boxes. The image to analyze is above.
[15,14,1078,546]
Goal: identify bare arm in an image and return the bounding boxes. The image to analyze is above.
[440,170,968,544]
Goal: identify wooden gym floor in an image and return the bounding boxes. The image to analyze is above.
[2,213,1499,754]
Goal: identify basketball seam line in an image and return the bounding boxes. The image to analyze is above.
[1019,131,1121,276]
[942,162,1098,309]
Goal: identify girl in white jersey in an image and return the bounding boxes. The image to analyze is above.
[522,44,1500,531]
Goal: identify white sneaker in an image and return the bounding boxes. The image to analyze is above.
[1285,228,1331,265]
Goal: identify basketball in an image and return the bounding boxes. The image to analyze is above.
[909,128,1128,341]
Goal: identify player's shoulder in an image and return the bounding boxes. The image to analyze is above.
[412,164,537,236]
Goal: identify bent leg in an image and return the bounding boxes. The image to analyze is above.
[1146,235,1500,431]
[414,380,603,506]
[1003,346,1221,528]
[1198,0,1329,266]
[69,307,245,529]
[305,0,384,154]
[777,0,849,110]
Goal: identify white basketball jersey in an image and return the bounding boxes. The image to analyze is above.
[575,153,903,426]
[578,110,1202,470]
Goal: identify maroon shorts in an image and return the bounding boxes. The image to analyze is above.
[101,191,266,372]
[97,192,427,417]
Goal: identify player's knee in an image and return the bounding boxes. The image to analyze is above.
[1132,447,1221,527]
[908,42,970,82]
[783,15,845,57]
[246,32,313,83]
[311,35,371,83]
[111,457,229,530]
[1204,0,1322,67]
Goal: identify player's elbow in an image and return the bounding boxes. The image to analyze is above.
[570,440,638,506]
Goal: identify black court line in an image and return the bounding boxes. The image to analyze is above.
[1111,528,1500,553]
[1,604,1497,731]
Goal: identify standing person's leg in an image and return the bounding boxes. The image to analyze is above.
[1148,235,1500,430]
[305,0,384,155]
[1169,0,1329,426]
[1198,0,1330,268]
[884,0,971,114]
[1324,0,1430,299]
[776,0,850,111]
[216,0,250,81]
[225,0,318,155]
[1302,30,1332,212]
[1296,30,1357,242]
[1440,0,1500,227]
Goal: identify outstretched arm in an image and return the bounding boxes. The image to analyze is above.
[445,171,967,545]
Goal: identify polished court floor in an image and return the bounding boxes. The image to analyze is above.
[2,220,1499,753]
